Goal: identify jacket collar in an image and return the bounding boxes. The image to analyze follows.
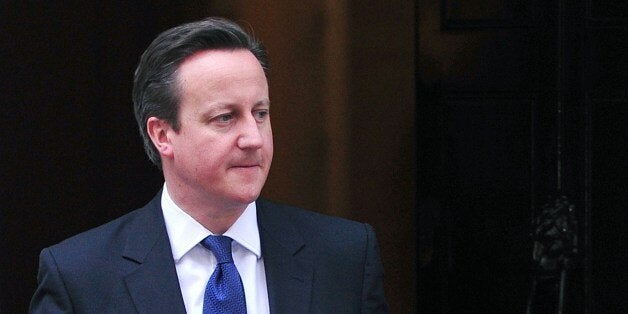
[118,193,314,314]
[122,191,187,314]
[257,199,313,313]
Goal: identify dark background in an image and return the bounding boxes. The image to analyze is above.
[417,0,627,313]
[2,1,626,313]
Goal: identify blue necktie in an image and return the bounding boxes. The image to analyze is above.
[201,235,247,314]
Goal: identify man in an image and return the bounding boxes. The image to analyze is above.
[30,17,388,313]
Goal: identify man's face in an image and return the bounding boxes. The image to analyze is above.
[165,49,273,209]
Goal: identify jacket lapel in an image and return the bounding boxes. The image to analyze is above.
[117,194,313,313]
[257,200,313,314]
[121,192,187,314]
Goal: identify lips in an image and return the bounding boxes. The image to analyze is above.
[228,162,263,172]
[229,157,263,169]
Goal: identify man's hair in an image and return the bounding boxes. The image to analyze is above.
[132,17,269,168]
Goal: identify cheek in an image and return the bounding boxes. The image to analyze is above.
[264,129,274,156]
[196,139,233,166]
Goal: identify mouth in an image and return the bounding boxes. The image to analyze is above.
[230,164,262,169]
[229,155,264,171]
[229,164,263,176]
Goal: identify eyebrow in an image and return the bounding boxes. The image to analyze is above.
[253,99,271,107]
[198,99,271,120]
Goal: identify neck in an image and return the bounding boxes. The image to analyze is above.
[191,208,245,234]
[164,183,248,235]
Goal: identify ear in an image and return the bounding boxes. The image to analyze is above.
[146,117,175,158]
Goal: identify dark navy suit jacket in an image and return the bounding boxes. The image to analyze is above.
[30,192,389,313]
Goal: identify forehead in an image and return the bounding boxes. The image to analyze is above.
[175,49,269,107]
[177,49,264,81]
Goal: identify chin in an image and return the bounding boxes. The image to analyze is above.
[229,189,262,205]
[221,176,267,204]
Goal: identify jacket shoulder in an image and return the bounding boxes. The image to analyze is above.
[257,198,374,244]
[44,193,163,270]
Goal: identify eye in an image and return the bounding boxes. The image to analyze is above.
[254,109,269,122]
[215,113,234,123]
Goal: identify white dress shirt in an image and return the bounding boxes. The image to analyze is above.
[161,184,270,314]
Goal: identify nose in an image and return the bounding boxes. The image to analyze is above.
[237,114,264,149]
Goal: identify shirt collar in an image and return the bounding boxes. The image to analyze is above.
[161,183,262,262]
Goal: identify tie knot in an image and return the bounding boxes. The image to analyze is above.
[201,235,234,264]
